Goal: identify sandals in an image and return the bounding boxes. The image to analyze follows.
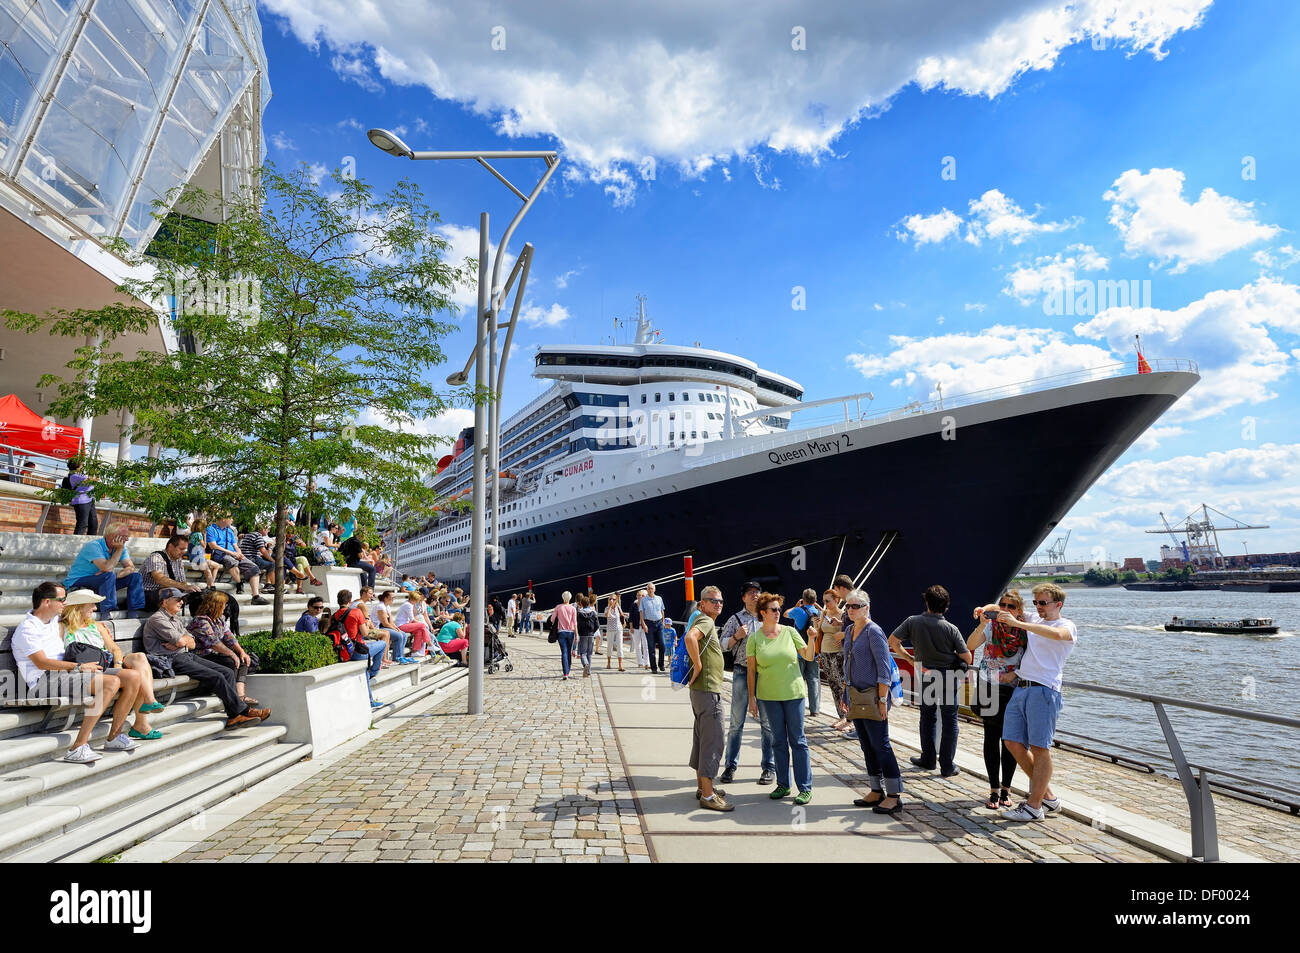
[984,792,1000,810]
[998,789,1013,808]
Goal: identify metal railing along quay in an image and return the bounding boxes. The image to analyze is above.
[893,658,1298,863]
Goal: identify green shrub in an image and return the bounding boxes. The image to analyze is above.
[240,629,336,674]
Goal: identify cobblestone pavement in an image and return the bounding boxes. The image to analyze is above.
[173,639,646,863]
[171,632,1295,863]
[812,696,1299,863]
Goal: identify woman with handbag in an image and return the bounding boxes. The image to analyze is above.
[60,589,164,739]
[187,590,260,708]
[746,591,817,805]
[842,588,903,814]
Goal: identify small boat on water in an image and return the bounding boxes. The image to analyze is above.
[1165,617,1279,635]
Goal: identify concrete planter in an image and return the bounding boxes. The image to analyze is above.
[246,660,371,754]
[301,566,365,606]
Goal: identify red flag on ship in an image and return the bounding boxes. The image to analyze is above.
[1135,335,1152,374]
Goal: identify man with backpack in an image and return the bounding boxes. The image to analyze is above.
[784,588,822,718]
[718,581,776,786]
[326,589,386,710]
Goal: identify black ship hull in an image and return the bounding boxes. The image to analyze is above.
[436,382,1187,633]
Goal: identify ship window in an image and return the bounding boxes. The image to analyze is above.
[703,430,710,438]
[691,431,697,439]
[668,392,675,401]
[654,393,661,402]
[640,394,646,404]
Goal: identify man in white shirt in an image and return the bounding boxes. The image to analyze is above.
[976,582,1078,821]
[11,582,135,763]
[639,582,667,673]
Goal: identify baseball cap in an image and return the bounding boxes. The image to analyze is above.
[158,587,185,602]
[741,580,761,594]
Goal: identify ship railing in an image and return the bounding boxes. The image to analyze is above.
[684,358,1199,468]
[891,659,1296,862]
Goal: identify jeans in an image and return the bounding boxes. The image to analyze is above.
[644,619,665,672]
[759,697,812,792]
[917,668,960,772]
[724,668,775,773]
[799,655,821,715]
[347,558,376,589]
[69,570,145,619]
[379,626,408,660]
[73,502,98,536]
[521,610,531,633]
[361,640,384,702]
[577,634,594,670]
[854,716,903,796]
[168,652,247,718]
[557,631,574,676]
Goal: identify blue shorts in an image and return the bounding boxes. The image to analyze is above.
[1002,685,1062,749]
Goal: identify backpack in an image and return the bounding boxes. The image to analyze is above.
[670,618,714,691]
[324,608,361,662]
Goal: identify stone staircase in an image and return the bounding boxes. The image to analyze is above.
[0,530,463,862]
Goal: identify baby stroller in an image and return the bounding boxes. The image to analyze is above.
[485,625,513,674]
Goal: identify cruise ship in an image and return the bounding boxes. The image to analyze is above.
[394,300,1199,630]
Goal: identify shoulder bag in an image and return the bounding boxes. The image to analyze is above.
[843,625,885,721]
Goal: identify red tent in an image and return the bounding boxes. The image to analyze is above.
[0,394,83,459]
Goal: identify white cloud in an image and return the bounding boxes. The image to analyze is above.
[1097,443,1300,500]
[520,302,570,328]
[1073,276,1300,421]
[1131,425,1188,452]
[899,189,1077,248]
[1003,243,1109,304]
[270,131,296,150]
[263,0,1210,204]
[555,268,582,290]
[336,117,364,131]
[357,406,473,443]
[1253,244,1300,272]
[873,303,884,311]
[964,189,1078,246]
[964,302,986,312]
[305,162,328,185]
[845,324,1113,400]
[414,117,430,134]
[1105,168,1280,272]
[897,209,962,246]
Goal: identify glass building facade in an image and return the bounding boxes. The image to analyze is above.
[0,0,269,248]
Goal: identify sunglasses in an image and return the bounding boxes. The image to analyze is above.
[999,602,1016,609]
[703,597,723,605]
[845,603,866,610]
[1033,599,1057,606]
[761,606,781,614]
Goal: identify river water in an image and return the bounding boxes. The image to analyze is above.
[1028,587,1299,798]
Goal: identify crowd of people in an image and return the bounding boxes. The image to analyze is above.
[532,572,1076,822]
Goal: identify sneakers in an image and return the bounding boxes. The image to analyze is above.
[695,786,727,799]
[793,790,813,806]
[1001,801,1045,822]
[63,743,102,764]
[698,794,735,812]
[103,733,139,752]
[1042,796,1062,814]
[582,665,590,678]
[718,768,736,785]
[250,595,269,606]
[769,786,791,800]
[757,769,775,785]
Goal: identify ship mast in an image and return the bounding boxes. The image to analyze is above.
[633,294,653,345]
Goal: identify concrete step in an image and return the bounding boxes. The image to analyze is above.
[0,531,168,562]
[0,711,233,814]
[0,694,222,767]
[0,721,290,858]
[371,660,467,722]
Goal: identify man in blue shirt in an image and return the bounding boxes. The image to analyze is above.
[785,588,822,718]
[64,524,146,621]
[296,597,326,632]
[639,582,667,673]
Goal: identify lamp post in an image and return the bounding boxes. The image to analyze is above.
[368,127,558,715]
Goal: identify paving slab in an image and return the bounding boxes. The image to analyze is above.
[649,833,950,863]
[606,702,696,728]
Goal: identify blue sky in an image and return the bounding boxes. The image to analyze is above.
[256,0,1300,564]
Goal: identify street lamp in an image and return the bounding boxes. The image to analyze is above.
[368,127,558,715]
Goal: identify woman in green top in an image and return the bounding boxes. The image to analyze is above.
[747,591,817,804]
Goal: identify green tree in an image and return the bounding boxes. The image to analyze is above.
[5,163,471,635]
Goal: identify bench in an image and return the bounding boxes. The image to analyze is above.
[1,622,197,732]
